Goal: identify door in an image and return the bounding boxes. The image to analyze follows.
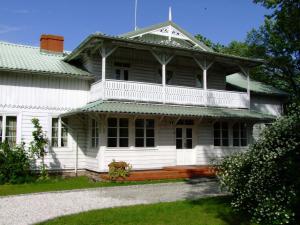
[114,68,129,81]
[176,127,196,165]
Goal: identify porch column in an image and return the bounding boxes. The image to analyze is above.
[239,66,251,109]
[99,45,118,100]
[151,51,174,103]
[193,58,214,106]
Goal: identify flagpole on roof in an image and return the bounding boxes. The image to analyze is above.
[169,6,172,21]
[135,0,138,31]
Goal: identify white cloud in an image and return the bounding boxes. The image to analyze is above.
[11,9,31,14]
[0,25,21,34]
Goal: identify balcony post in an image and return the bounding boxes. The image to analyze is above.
[162,62,166,103]
[193,58,214,106]
[239,66,251,109]
[99,45,118,100]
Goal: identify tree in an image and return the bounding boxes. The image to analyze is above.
[217,104,300,224]
[29,118,49,180]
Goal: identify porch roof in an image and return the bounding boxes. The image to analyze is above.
[62,101,276,121]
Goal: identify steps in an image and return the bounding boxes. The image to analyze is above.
[100,165,216,181]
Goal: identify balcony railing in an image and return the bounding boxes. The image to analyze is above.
[89,79,249,108]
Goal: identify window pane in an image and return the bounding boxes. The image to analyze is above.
[222,122,228,129]
[61,119,68,147]
[119,138,128,147]
[146,129,154,138]
[186,139,193,149]
[119,118,128,127]
[222,130,228,139]
[108,128,117,137]
[222,138,229,146]
[241,124,247,139]
[176,128,182,138]
[135,119,144,128]
[233,139,239,146]
[233,129,239,139]
[146,138,155,147]
[108,118,117,127]
[214,139,221,146]
[6,116,17,146]
[176,139,182,149]
[241,139,247,146]
[115,69,121,80]
[186,128,192,138]
[108,138,117,147]
[124,70,129,80]
[135,138,144,147]
[119,128,128,137]
[214,130,220,138]
[135,128,144,137]
[214,122,220,129]
[146,119,154,128]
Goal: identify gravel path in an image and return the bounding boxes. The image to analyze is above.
[0,180,223,225]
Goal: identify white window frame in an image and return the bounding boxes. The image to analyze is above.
[51,117,69,148]
[107,117,129,148]
[0,114,18,145]
[113,67,130,81]
[232,122,248,147]
[134,119,155,148]
[213,121,229,147]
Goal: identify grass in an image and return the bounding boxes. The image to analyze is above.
[0,176,185,197]
[38,196,253,225]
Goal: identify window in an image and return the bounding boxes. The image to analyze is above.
[52,118,59,147]
[51,118,68,148]
[135,119,155,147]
[107,118,129,147]
[233,122,247,146]
[5,116,17,146]
[214,122,229,146]
[91,119,99,148]
[114,68,129,80]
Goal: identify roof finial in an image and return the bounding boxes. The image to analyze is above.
[134,0,138,31]
[169,6,172,21]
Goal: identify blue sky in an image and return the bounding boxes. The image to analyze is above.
[0,0,270,50]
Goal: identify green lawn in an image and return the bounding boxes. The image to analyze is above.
[38,196,253,225]
[0,176,184,196]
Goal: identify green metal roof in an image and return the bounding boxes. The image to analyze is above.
[0,41,93,79]
[121,21,213,52]
[62,100,276,121]
[226,73,288,96]
[64,33,264,68]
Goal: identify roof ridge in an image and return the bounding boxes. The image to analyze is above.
[0,40,39,49]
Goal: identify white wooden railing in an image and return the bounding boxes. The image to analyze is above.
[89,79,249,108]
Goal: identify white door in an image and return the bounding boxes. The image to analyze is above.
[176,127,196,165]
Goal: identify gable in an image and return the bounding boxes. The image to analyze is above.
[121,21,213,52]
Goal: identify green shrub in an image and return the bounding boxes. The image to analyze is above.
[0,141,33,184]
[217,105,300,225]
[108,160,132,181]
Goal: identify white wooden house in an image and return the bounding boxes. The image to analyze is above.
[0,21,287,172]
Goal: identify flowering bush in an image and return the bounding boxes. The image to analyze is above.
[108,160,132,181]
[217,105,300,224]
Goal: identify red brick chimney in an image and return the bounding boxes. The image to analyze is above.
[40,34,64,53]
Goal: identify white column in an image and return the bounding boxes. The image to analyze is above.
[162,63,166,103]
[101,46,106,100]
[247,73,250,108]
[203,68,207,90]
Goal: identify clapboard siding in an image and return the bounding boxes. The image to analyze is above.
[0,72,90,109]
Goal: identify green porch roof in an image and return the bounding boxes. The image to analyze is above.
[62,101,276,121]
[0,41,93,79]
[226,73,288,96]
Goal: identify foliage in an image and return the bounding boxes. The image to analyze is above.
[29,118,49,180]
[217,104,300,224]
[108,160,132,181]
[0,141,32,184]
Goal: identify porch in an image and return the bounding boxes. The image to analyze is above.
[99,165,216,181]
[89,79,249,108]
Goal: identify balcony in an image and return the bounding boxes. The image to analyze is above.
[89,79,249,109]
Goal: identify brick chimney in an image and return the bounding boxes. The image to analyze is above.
[40,34,64,53]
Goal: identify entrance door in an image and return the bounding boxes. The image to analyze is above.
[176,127,196,165]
